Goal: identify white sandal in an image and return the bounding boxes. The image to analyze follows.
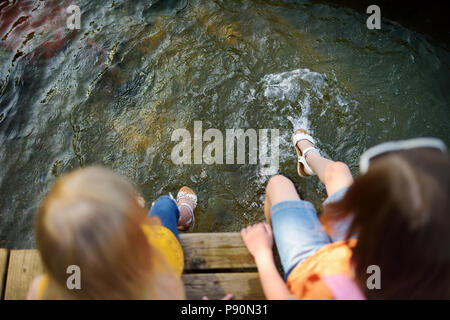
[292,129,320,177]
[176,186,197,230]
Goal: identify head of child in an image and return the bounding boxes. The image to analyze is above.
[323,148,450,299]
[35,166,184,299]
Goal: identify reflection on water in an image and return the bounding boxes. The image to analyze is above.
[0,0,449,248]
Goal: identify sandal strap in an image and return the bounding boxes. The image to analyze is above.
[298,156,315,176]
[292,132,315,147]
[293,131,318,176]
[176,191,197,207]
[303,147,320,158]
[177,203,195,229]
[298,147,319,176]
[176,190,197,230]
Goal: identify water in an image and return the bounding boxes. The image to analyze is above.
[1,0,449,248]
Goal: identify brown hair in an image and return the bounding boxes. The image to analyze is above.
[322,148,450,299]
[35,166,184,299]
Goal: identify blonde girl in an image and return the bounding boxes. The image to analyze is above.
[27,166,197,299]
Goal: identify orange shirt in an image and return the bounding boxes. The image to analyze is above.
[287,239,357,299]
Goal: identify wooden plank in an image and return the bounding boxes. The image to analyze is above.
[4,250,43,300]
[183,272,264,300]
[1,232,273,299]
[0,249,9,300]
[180,233,256,271]
[3,252,265,300]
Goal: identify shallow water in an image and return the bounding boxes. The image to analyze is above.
[0,0,449,248]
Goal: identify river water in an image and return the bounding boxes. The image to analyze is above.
[1,0,449,248]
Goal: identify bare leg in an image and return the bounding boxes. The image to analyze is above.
[297,140,353,196]
[264,175,301,226]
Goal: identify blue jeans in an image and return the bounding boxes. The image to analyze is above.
[149,195,180,241]
[271,187,353,279]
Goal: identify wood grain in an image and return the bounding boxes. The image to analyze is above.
[2,233,270,300]
[4,250,43,300]
[180,232,256,271]
[182,272,265,300]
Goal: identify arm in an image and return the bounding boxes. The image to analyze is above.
[241,223,293,300]
[254,248,292,300]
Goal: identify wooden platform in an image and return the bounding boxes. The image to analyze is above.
[0,233,276,300]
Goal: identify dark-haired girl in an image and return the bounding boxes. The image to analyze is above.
[241,130,449,300]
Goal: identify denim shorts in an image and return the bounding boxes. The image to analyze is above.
[149,195,180,241]
[271,187,353,279]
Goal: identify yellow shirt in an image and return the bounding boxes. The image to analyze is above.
[140,224,184,276]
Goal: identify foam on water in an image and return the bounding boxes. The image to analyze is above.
[262,68,325,101]
[258,67,357,175]
[261,68,326,134]
[252,68,327,184]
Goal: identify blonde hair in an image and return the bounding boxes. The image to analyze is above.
[35,166,184,299]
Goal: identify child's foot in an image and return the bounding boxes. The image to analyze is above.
[292,129,320,177]
[176,186,197,231]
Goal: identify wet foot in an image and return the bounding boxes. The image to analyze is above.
[294,129,317,174]
[176,186,197,230]
[297,139,315,162]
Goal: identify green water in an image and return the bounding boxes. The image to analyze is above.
[0,0,449,248]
